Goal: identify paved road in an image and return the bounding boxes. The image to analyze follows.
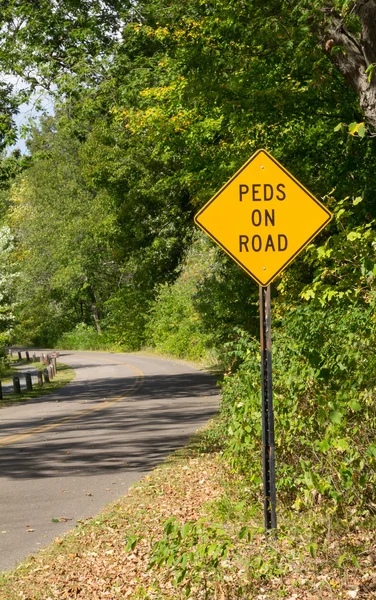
[0,350,219,572]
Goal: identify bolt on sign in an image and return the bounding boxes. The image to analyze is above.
[194,149,332,535]
[194,149,332,286]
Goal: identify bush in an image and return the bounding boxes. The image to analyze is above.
[219,301,376,511]
[0,331,10,377]
[57,323,111,351]
[146,281,210,361]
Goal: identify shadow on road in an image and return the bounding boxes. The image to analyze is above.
[0,371,219,480]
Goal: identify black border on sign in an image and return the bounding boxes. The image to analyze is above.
[194,148,333,286]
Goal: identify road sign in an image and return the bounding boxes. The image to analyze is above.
[194,149,332,286]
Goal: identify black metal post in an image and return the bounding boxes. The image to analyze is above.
[259,285,277,533]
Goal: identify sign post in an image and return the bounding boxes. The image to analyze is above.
[194,149,332,533]
[259,285,276,532]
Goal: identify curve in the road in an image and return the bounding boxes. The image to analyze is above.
[0,350,219,572]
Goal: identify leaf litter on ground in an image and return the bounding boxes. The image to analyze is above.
[0,435,375,599]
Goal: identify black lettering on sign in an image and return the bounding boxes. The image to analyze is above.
[239,235,249,252]
[278,234,288,251]
[239,184,249,201]
[239,233,288,253]
[252,184,261,201]
[276,183,286,201]
[251,209,275,227]
[265,234,275,252]
[265,209,275,226]
[252,235,262,252]
[251,210,262,227]
[264,184,273,201]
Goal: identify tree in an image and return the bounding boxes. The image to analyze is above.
[0,1,126,85]
[306,0,376,132]
[9,116,120,342]
[0,82,18,150]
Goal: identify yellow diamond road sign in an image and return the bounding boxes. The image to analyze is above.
[194,149,332,286]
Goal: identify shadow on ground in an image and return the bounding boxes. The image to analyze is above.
[0,370,219,480]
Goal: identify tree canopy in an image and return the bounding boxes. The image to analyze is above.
[0,0,374,348]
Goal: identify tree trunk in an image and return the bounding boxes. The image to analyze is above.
[318,1,376,131]
[89,285,102,334]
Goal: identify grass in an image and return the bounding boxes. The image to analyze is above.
[0,356,20,380]
[0,359,75,408]
[0,427,375,599]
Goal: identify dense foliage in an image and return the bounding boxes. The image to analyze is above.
[0,0,375,521]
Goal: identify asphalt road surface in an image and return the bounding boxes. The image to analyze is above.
[0,350,219,572]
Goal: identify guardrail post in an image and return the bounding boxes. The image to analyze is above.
[43,368,50,384]
[25,373,33,391]
[37,371,43,386]
[40,353,44,363]
[26,351,30,362]
[13,376,21,394]
[52,357,57,376]
[48,365,53,380]
[32,352,36,362]
[0,381,2,400]
[17,351,22,361]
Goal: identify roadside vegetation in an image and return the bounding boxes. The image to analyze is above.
[0,430,375,599]
[0,1,375,597]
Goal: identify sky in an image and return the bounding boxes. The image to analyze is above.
[5,74,54,154]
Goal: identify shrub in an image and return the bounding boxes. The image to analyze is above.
[146,281,210,361]
[219,301,376,511]
[58,323,110,350]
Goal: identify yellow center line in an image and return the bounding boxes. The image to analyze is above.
[0,361,145,448]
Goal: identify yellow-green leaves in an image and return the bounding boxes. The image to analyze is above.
[348,122,366,138]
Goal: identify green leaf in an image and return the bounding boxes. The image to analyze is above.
[366,445,376,457]
[365,63,375,82]
[348,122,365,136]
[349,400,362,412]
[334,438,349,451]
[347,231,361,241]
[181,522,191,538]
[357,124,366,138]
[335,208,346,218]
[330,410,343,424]
[309,542,317,558]
[238,526,249,540]
[351,554,360,568]
[124,535,138,552]
[337,552,347,567]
